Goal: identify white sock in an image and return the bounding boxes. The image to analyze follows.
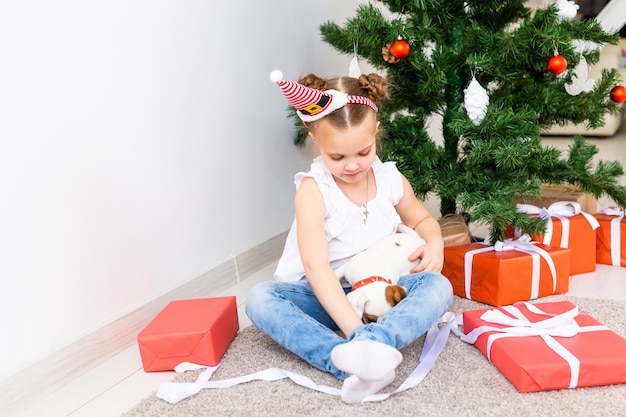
[331,340,402,403]
[331,340,402,381]
[340,371,396,404]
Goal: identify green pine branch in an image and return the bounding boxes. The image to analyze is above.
[304,0,626,241]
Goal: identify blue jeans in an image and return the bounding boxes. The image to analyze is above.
[245,272,453,380]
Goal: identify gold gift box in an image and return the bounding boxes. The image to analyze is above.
[517,184,597,214]
[439,214,471,247]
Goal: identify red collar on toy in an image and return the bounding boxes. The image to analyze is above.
[351,276,392,291]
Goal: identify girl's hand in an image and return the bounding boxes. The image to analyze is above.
[408,241,444,273]
[394,175,445,273]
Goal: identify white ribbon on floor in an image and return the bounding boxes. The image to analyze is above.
[156,312,459,404]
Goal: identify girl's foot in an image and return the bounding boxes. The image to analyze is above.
[331,340,402,403]
[340,371,396,404]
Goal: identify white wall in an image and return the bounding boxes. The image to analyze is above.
[0,0,367,380]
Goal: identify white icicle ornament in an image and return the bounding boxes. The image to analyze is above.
[349,55,362,78]
[349,41,362,78]
[464,77,489,126]
[564,55,595,95]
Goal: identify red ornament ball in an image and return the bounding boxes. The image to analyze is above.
[390,39,410,59]
[547,54,568,75]
[610,85,626,103]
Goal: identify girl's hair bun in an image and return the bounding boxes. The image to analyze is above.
[298,74,328,91]
[358,73,388,103]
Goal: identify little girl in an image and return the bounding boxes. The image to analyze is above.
[246,69,453,403]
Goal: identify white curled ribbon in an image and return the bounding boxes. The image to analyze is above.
[156,312,459,404]
[463,234,557,300]
[516,201,599,247]
[458,302,609,389]
[599,207,625,266]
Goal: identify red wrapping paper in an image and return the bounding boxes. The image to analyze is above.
[463,301,626,392]
[513,201,599,275]
[442,241,570,306]
[594,212,626,267]
[532,213,598,275]
[138,297,239,372]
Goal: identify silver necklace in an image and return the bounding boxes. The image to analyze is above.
[338,171,370,226]
[362,172,369,226]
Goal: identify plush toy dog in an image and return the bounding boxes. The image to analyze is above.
[334,224,426,323]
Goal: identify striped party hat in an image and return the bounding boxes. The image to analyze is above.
[270,70,377,122]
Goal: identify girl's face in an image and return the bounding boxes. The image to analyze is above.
[309,113,379,184]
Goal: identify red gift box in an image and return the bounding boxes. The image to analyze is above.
[137,297,239,372]
[442,237,570,306]
[462,301,626,392]
[516,202,599,275]
[594,209,626,267]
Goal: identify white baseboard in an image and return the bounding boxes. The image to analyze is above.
[0,230,287,412]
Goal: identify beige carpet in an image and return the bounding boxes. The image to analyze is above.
[123,295,626,417]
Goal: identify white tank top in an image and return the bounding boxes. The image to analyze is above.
[274,156,404,282]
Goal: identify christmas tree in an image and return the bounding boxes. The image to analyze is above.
[296,0,626,241]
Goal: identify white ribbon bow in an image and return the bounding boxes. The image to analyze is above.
[599,207,624,216]
[516,201,599,247]
[599,207,625,266]
[464,234,557,300]
[459,302,609,389]
[156,312,459,404]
